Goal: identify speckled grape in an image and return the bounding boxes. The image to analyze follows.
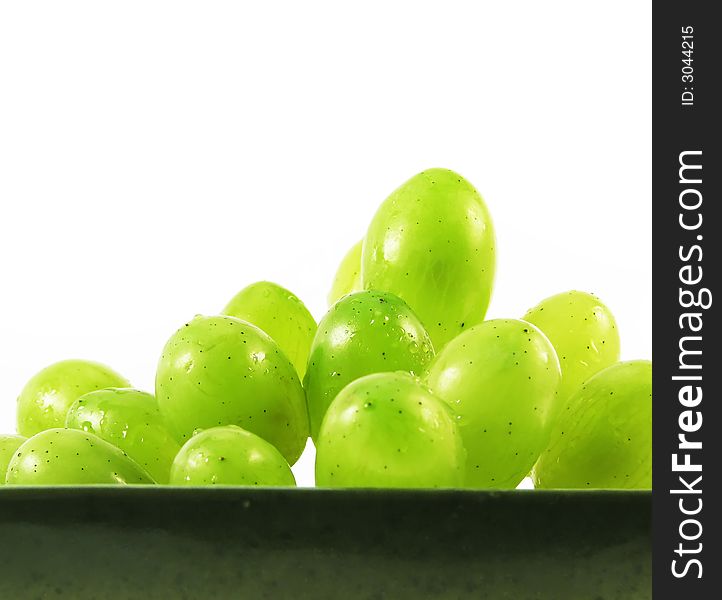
[523,291,620,405]
[16,359,130,437]
[363,168,495,349]
[315,372,465,488]
[533,360,652,489]
[5,428,154,485]
[426,319,561,488]
[155,315,308,465]
[222,281,317,379]
[304,291,434,441]
[66,388,180,483]
[170,425,296,486]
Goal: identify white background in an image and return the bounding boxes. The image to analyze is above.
[0,1,651,486]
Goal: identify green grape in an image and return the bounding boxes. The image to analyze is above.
[16,359,130,437]
[65,388,180,484]
[155,315,308,465]
[0,435,26,483]
[222,281,317,379]
[363,168,495,349]
[304,290,434,441]
[169,425,296,486]
[523,290,620,405]
[5,428,155,485]
[327,239,363,306]
[425,319,561,488]
[533,360,652,489]
[315,372,465,488]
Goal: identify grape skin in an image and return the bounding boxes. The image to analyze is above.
[170,425,295,487]
[533,360,652,489]
[523,290,620,406]
[363,168,496,350]
[426,319,561,489]
[222,281,317,379]
[315,372,465,488]
[155,315,309,465]
[304,290,434,441]
[5,428,154,485]
[66,388,180,484]
[0,435,26,484]
[16,359,130,437]
[327,239,363,307]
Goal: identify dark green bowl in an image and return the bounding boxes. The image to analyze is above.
[0,487,650,599]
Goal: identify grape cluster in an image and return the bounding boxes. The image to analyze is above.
[3,168,651,489]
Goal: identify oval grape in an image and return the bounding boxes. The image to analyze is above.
[426,319,561,488]
[533,360,652,489]
[16,359,130,437]
[222,281,317,379]
[523,290,620,404]
[304,290,434,440]
[5,428,154,485]
[327,239,363,306]
[155,315,308,465]
[66,387,180,484]
[170,425,295,486]
[315,372,465,488]
[363,168,495,349]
